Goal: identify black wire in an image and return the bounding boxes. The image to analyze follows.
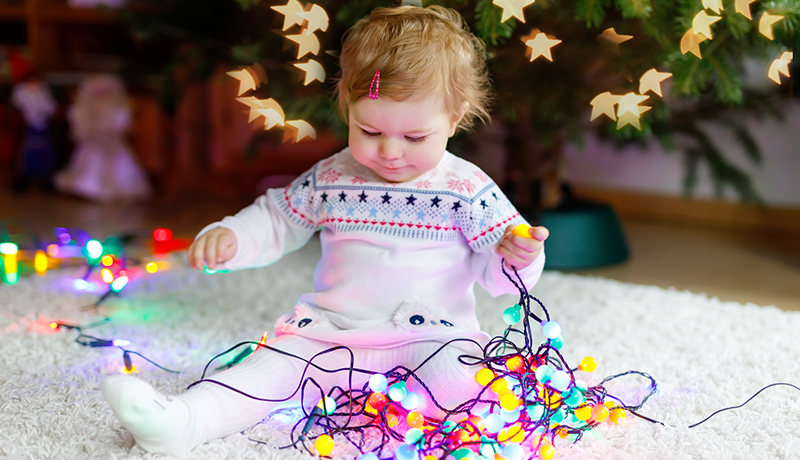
[119,349,181,374]
[688,382,800,429]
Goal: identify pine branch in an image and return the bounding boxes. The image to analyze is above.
[614,0,652,20]
[474,0,515,46]
[574,0,609,28]
[706,53,743,105]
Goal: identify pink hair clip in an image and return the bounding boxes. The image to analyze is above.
[368,70,380,100]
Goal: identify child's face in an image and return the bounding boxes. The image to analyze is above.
[348,96,462,183]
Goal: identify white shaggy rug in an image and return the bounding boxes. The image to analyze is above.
[2,236,799,460]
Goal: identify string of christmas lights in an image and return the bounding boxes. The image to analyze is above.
[7,220,798,458]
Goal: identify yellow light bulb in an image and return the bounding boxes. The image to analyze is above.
[101,268,114,284]
[34,250,48,275]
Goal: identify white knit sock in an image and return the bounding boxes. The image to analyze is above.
[102,375,202,455]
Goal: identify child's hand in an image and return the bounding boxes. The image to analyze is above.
[188,227,237,270]
[496,224,549,270]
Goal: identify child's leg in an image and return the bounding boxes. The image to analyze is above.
[102,334,362,454]
[395,341,486,420]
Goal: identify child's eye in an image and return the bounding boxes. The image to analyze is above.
[405,136,427,143]
[361,129,380,138]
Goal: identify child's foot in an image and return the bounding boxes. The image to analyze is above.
[101,375,196,454]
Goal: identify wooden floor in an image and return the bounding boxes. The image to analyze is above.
[2,187,799,312]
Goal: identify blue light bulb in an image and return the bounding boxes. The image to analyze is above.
[369,373,388,393]
[549,370,570,392]
[388,382,408,402]
[541,321,561,339]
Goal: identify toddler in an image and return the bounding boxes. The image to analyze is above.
[102,5,549,455]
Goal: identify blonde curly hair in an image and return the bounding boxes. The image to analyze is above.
[335,5,492,133]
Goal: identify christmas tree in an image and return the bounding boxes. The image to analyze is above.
[121,0,798,209]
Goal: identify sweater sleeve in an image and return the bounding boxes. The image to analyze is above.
[195,166,320,270]
[462,179,545,297]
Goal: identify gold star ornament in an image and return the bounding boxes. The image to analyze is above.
[767,51,793,84]
[617,92,649,118]
[226,69,258,96]
[525,33,561,62]
[236,97,285,127]
[597,28,633,56]
[734,0,756,20]
[294,59,325,85]
[493,0,536,23]
[286,120,317,142]
[702,0,723,14]
[287,30,320,59]
[589,92,622,121]
[639,68,672,97]
[680,29,710,58]
[693,11,722,39]
[617,105,651,130]
[298,4,329,34]
[271,0,305,31]
[759,13,784,40]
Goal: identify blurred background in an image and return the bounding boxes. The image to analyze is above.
[0,0,798,309]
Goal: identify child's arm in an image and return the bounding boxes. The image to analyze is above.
[189,168,321,271]
[469,225,547,297]
[189,227,237,270]
[496,224,549,271]
[462,181,547,296]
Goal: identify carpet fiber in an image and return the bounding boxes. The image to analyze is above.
[2,237,799,460]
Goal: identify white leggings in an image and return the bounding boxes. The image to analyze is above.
[180,334,485,446]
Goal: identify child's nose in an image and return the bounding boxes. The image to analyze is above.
[379,139,403,160]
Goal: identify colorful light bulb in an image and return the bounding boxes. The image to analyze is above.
[503,443,524,460]
[500,407,521,423]
[490,377,509,395]
[406,411,424,428]
[84,239,103,260]
[591,404,610,423]
[369,373,388,393]
[574,404,592,421]
[484,413,504,433]
[395,444,417,460]
[400,391,419,410]
[110,275,128,292]
[538,443,556,460]
[535,364,553,383]
[506,355,525,372]
[578,357,597,372]
[388,382,408,401]
[503,304,522,324]
[314,434,334,456]
[404,427,424,444]
[0,242,19,285]
[475,368,495,386]
[541,321,561,339]
[317,396,337,415]
[152,228,173,242]
[548,370,570,392]
[34,250,48,275]
[368,392,388,411]
[500,392,521,411]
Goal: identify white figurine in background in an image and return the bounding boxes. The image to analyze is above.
[55,74,151,203]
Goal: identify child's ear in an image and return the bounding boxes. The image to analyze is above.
[448,102,470,137]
